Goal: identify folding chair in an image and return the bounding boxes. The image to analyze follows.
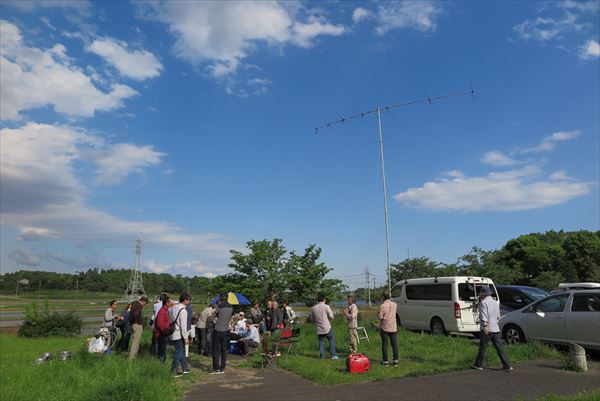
[261,340,279,369]
[357,326,370,343]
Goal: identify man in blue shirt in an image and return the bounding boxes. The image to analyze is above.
[471,286,513,372]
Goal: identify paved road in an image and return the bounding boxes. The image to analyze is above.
[184,359,600,401]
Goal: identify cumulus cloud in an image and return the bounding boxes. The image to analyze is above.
[86,143,165,185]
[579,38,600,59]
[481,150,518,167]
[352,7,372,23]
[394,166,590,212]
[0,20,137,120]
[373,1,442,35]
[10,248,42,267]
[0,123,235,260]
[137,1,346,78]
[88,37,163,80]
[520,131,580,153]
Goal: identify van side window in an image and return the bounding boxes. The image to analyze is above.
[458,283,498,301]
[406,284,451,301]
[571,294,600,312]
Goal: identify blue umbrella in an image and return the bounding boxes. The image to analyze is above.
[211,292,250,305]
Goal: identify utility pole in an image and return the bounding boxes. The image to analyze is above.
[75,271,79,308]
[315,88,475,296]
[365,266,372,308]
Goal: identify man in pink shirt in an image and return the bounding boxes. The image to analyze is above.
[311,295,339,360]
[378,291,398,366]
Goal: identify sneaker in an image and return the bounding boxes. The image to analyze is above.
[382,361,390,367]
[182,369,191,374]
[470,364,484,371]
[331,355,340,360]
[393,360,399,366]
[503,366,513,372]
[209,370,222,375]
[173,371,183,378]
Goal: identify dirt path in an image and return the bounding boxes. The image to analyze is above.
[184,358,600,401]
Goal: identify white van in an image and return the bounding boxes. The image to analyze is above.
[391,276,498,335]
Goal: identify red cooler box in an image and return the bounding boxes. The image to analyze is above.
[346,353,370,373]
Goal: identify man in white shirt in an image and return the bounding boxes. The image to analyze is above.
[471,286,513,372]
[170,293,191,377]
[310,296,339,360]
[234,312,246,335]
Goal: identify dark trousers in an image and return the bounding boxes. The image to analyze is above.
[212,330,229,371]
[157,333,168,362]
[150,333,158,355]
[241,339,259,355]
[475,331,511,368]
[118,326,131,351]
[197,327,209,355]
[380,330,399,362]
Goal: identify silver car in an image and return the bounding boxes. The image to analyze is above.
[500,290,600,350]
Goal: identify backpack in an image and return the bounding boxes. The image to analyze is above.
[167,308,184,336]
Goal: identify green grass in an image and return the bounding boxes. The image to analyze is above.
[270,317,560,385]
[0,331,180,401]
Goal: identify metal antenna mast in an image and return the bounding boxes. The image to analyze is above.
[123,238,147,303]
[316,88,475,295]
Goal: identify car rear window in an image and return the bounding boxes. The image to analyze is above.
[571,294,600,312]
[405,284,452,301]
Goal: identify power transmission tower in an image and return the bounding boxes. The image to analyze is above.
[316,88,475,295]
[123,238,147,303]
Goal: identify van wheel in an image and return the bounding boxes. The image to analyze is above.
[503,324,525,345]
[430,317,447,336]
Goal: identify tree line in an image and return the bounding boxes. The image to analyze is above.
[2,230,598,302]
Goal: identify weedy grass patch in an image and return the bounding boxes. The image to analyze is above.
[0,332,179,401]
[270,317,560,384]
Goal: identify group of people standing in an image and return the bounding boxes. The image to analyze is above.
[102,286,510,376]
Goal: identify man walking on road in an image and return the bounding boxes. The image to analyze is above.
[311,295,339,360]
[471,286,513,372]
[379,291,398,366]
[343,295,359,354]
[128,296,148,361]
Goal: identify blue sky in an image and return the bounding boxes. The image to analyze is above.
[1,0,598,289]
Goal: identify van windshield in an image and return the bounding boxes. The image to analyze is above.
[458,283,498,301]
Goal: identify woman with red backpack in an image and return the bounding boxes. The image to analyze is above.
[154,296,171,363]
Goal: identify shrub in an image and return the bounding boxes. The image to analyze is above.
[18,301,82,337]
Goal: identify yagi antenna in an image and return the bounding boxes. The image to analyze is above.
[314,87,475,295]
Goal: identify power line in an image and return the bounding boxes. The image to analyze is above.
[315,87,475,296]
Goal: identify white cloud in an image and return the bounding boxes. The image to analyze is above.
[520,130,580,153]
[87,143,165,185]
[88,37,163,80]
[4,0,92,16]
[352,7,372,24]
[443,170,465,179]
[559,1,600,13]
[0,123,235,259]
[579,38,600,59]
[394,166,590,212]
[0,20,137,120]
[16,227,56,241]
[145,259,228,278]
[10,248,42,267]
[481,150,518,167]
[513,13,586,42]
[138,1,346,78]
[374,1,442,35]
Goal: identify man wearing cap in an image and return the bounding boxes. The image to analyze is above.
[471,286,513,372]
[240,319,260,356]
[234,312,246,335]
